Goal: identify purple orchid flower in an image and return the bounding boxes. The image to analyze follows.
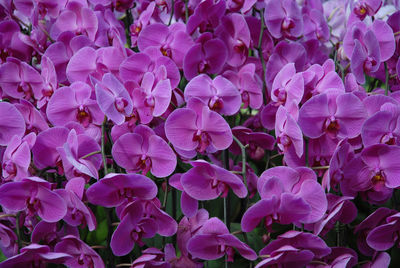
[302,8,330,42]
[112,124,176,177]
[308,194,357,236]
[120,51,180,90]
[0,243,71,268]
[43,32,93,84]
[0,20,32,63]
[31,221,79,249]
[0,102,26,146]
[66,45,127,84]
[46,81,104,128]
[138,22,194,68]
[2,132,36,182]
[183,33,227,80]
[324,139,354,191]
[0,222,18,258]
[187,217,257,262]
[186,0,226,34]
[32,127,70,172]
[50,1,98,41]
[55,180,96,231]
[94,6,126,47]
[298,92,366,139]
[131,246,172,268]
[342,144,400,202]
[343,20,394,61]
[177,209,209,258]
[256,231,331,268]
[366,212,400,252]
[270,63,304,110]
[275,105,303,157]
[184,74,241,115]
[230,127,275,160]
[265,41,306,88]
[57,129,101,180]
[355,207,397,256]
[174,160,247,217]
[241,166,327,232]
[111,198,177,256]
[215,13,251,67]
[110,200,158,256]
[302,59,345,100]
[352,0,383,20]
[129,2,155,47]
[264,0,303,39]
[0,177,67,222]
[169,173,199,217]
[128,71,172,124]
[86,173,158,207]
[55,235,105,268]
[361,107,400,146]
[14,99,49,135]
[223,63,263,109]
[92,73,133,125]
[0,57,43,102]
[308,247,358,268]
[165,97,232,156]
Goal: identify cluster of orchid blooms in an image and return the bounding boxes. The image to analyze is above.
[1,0,400,267]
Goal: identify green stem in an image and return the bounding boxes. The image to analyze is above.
[101,117,108,175]
[81,150,101,159]
[257,8,267,104]
[15,212,22,253]
[184,0,189,22]
[168,0,175,25]
[385,62,389,96]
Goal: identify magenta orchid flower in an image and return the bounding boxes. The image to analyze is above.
[119,51,180,89]
[112,124,176,177]
[223,63,263,109]
[0,57,43,101]
[0,244,71,268]
[46,81,104,128]
[129,71,172,124]
[215,13,251,67]
[256,231,330,268]
[0,102,26,146]
[165,97,232,156]
[184,74,241,115]
[241,166,327,232]
[183,33,227,80]
[55,235,105,268]
[86,173,158,207]
[2,133,36,182]
[275,105,303,157]
[50,1,98,41]
[0,177,67,222]
[342,144,400,202]
[298,92,366,139]
[138,22,194,68]
[57,129,102,180]
[264,0,303,39]
[187,217,257,262]
[186,0,226,34]
[92,73,133,125]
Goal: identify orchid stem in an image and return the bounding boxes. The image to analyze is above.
[385,62,389,96]
[101,117,108,176]
[257,8,267,105]
[15,212,22,253]
[81,150,101,159]
[184,0,189,22]
[168,0,174,25]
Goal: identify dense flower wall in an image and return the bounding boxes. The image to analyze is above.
[0,0,400,267]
